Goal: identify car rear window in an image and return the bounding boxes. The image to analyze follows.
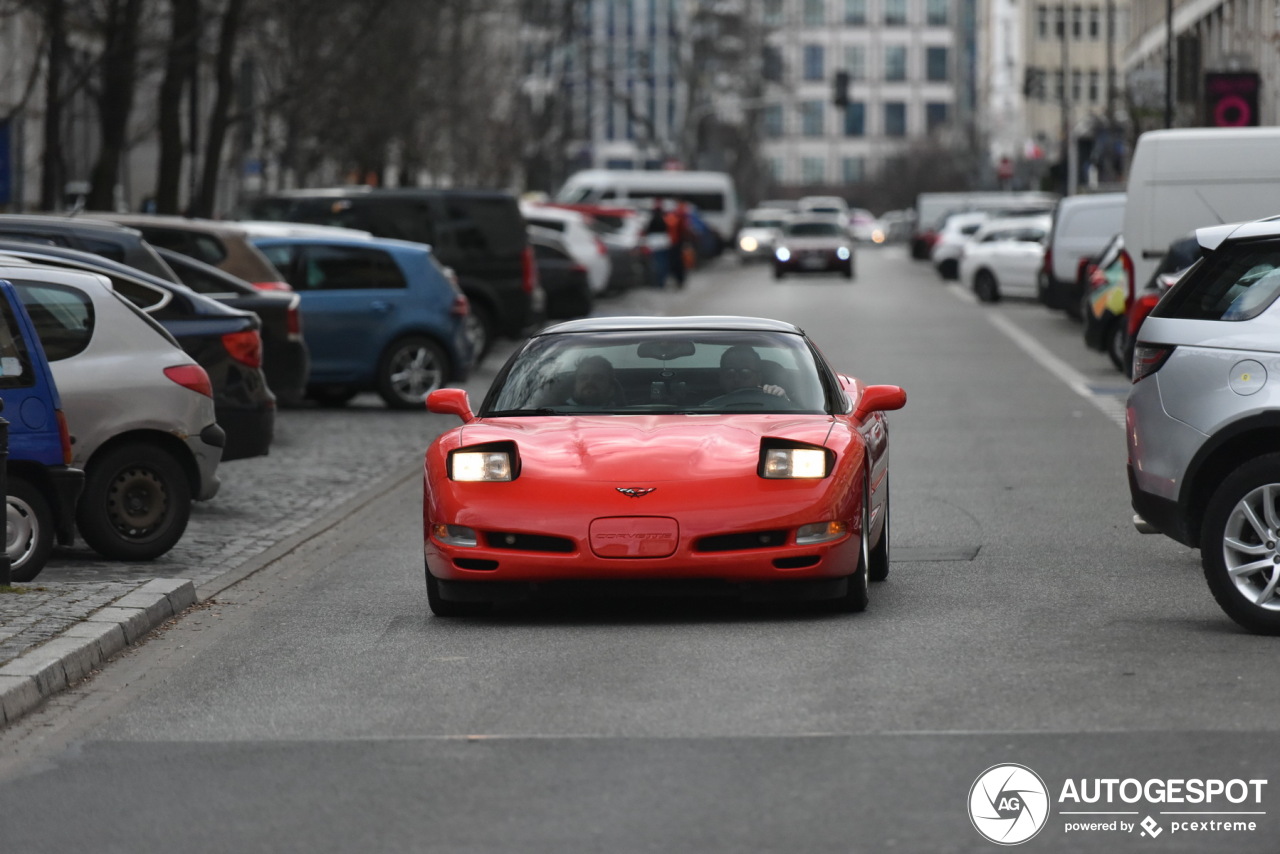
[12,281,95,361]
[442,195,526,256]
[1153,240,1280,322]
[139,228,229,266]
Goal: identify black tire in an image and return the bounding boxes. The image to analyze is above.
[1202,456,1280,634]
[974,269,1000,303]
[938,259,958,280]
[830,480,871,612]
[376,336,450,410]
[77,443,191,561]
[467,301,496,364]
[843,264,854,280]
[6,475,54,583]
[308,386,357,407]
[426,568,492,617]
[1106,318,1128,372]
[868,475,890,582]
[773,267,785,280]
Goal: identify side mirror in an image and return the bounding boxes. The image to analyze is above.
[854,384,906,419]
[426,388,474,422]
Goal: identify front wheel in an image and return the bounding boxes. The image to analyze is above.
[1202,455,1280,634]
[7,475,54,582]
[377,336,450,410]
[426,568,492,617]
[829,481,871,612]
[77,443,192,561]
[868,475,890,582]
[1106,319,1128,372]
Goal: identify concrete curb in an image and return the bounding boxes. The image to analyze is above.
[0,578,196,727]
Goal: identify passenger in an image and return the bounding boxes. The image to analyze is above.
[718,345,788,399]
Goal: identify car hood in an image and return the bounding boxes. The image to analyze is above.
[451,414,837,481]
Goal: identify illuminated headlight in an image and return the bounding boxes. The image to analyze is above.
[871,229,885,244]
[836,247,851,260]
[775,247,791,262]
[796,520,848,545]
[450,450,513,481]
[740,235,759,252]
[432,523,478,547]
[761,447,829,478]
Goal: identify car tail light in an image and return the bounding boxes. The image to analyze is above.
[595,237,607,256]
[521,245,538,294]
[285,295,303,341]
[571,263,587,274]
[164,364,214,397]
[56,409,73,465]
[450,294,470,317]
[222,329,263,368]
[1042,247,1053,275]
[1128,292,1161,338]
[1119,247,1136,304]
[1132,344,1175,383]
[1076,257,1093,282]
[251,280,293,292]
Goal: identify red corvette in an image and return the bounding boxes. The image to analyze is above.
[422,316,906,615]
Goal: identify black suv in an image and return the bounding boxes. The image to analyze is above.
[240,188,544,358]
[0,215,177,281]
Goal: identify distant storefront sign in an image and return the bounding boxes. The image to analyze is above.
[1205,72,1260,127]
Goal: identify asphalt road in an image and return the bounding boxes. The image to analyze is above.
[1,246,1277,853]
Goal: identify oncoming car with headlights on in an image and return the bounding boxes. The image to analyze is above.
[736,208,793,263]
[773,217,855,280]
[422,316,906,615]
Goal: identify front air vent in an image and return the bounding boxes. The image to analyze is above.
[482,531,575,553]
[694,530,788,553]
[453,558,499,571]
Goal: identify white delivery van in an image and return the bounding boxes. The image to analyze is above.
[1038,191,1125,315]
[1122,128,1280,301]
[555,170,740,246]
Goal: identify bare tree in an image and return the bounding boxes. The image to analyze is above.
[87,0,146,210]
[155,0,199,212]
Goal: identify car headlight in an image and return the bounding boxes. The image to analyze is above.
[760,447,830,478]
[796,520,848,545]
[449,448,514,481]
[432,523,478,547]
[775,247,791,262]
[836,247,851,260]
[740,235,759,252]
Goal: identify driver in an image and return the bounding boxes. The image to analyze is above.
[567,355,622,406]
[718,345,788,399]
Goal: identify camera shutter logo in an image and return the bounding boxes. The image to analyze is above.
[969,764,1051,845]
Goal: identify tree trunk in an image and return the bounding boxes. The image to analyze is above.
[87,0,144,211]
[191,0,243,217]
[40,0,66,211]
[156,0,200,214]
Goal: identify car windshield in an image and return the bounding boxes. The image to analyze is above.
[746,217,787,229]
[787,222,842,237]
[482,330,831,416]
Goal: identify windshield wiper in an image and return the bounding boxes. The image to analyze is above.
[484,408,560,416]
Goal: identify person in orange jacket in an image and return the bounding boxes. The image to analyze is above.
[665,201,695,289]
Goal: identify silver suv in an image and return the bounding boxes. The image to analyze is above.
[1128,215,1280,634]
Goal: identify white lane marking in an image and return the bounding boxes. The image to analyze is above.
[947,285,1127,429]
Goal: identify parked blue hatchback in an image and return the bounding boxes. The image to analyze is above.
[0,278,83,581]
[249,235,473,409]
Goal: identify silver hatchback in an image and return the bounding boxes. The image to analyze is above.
[1127,215,1280,633]
[0,262,223,561]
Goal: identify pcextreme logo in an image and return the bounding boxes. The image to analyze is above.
[969,764,1051,845]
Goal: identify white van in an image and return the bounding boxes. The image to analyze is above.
[555,169,740,245]
[1122,128,1280,301]
[1038,191,1125,315]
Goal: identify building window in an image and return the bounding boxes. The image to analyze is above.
[1055,6,1065,38]
[926,0,948,25]
[769,157,786,181]
[885,45,907,81]
[844,45,867,80]
[801,100,826,136]
[1037,5,1049,38]
[926,46,949,81]
[803,44,825,81]
[804,0,826,26]
[1072,6,1083,38]
[1053,69,1064,99]
[884,101,907,136]
[802,157,826,183]
[844,101,866,135]
[926,102,949,132]
[763,45,784,82]
[844,0,867,25]
[885,0,908,25]
[842,157,866,182]
[764,0,785,25]
[1071,69,1082,100]
[1088,6,1101,38]
[1088,70,1100,102]
[764,104,785,138]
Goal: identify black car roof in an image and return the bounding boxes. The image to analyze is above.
[0,214,145,237]
[538,315,805,336]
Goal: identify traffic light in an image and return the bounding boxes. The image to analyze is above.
[832,70,850,107]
